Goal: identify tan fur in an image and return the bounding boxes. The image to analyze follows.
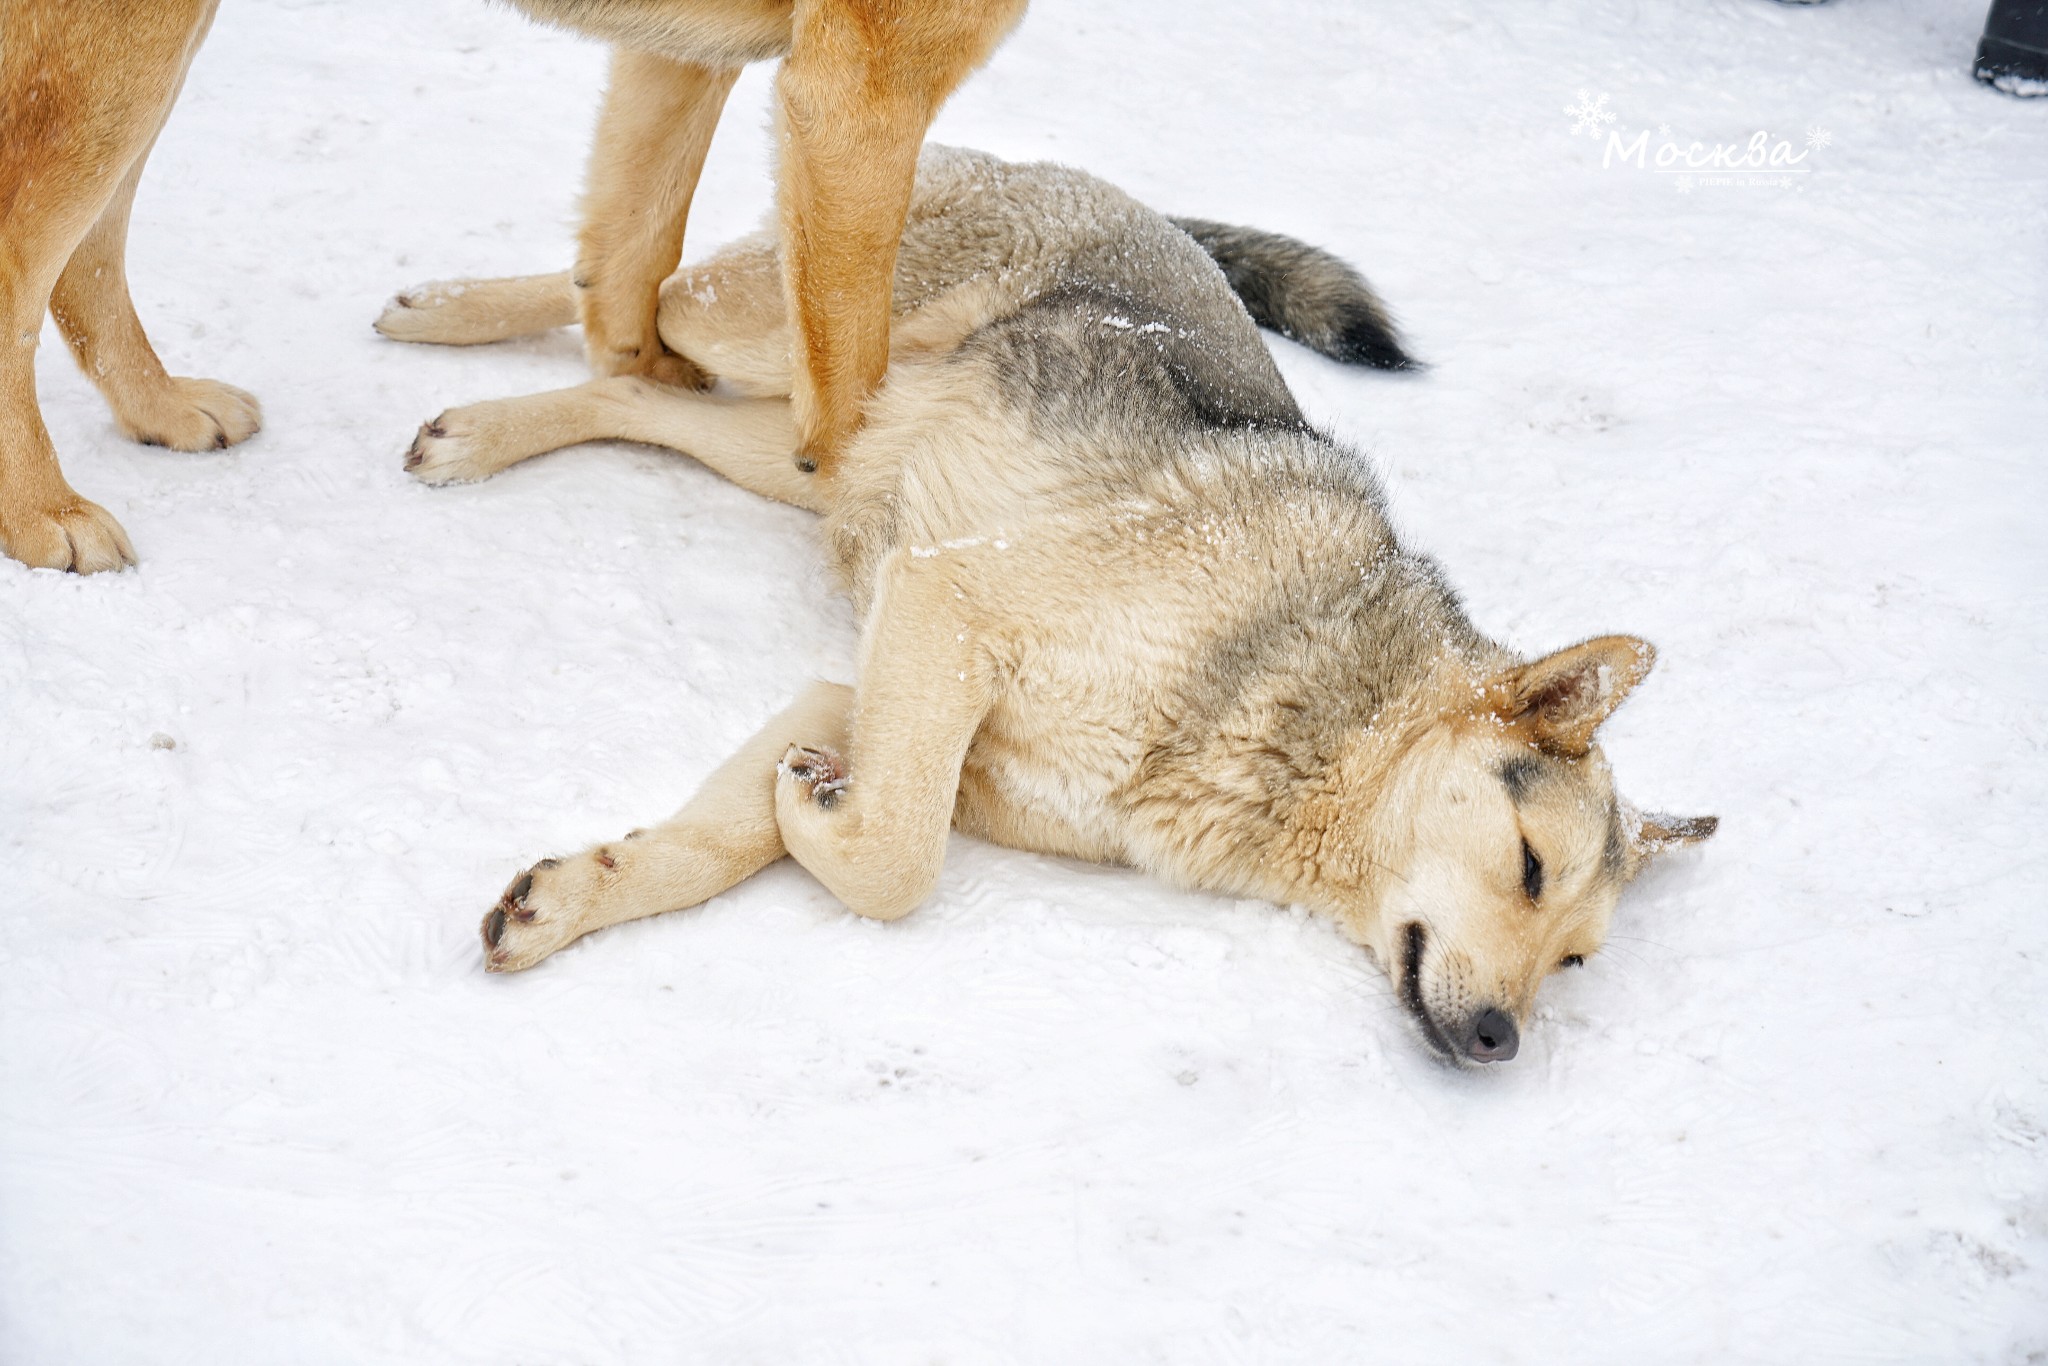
[409,149,1715,1064]
[0,0,254,572]
[384,0,1028,472]
[2,0,1022,571]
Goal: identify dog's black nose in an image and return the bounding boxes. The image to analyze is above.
[1465,1009,1519,1063]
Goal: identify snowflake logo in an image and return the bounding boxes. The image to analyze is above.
[1657,123,1672,138]
[1804,125,1833,151]
[1564,90,1616,139]
[1675,175,1695,195]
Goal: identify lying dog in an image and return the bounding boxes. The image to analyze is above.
[0,0,1023,571]
[393,147,1715,1064]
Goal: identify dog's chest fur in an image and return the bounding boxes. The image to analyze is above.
[504,0,795,66]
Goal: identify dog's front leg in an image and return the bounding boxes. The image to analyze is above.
[774,0,1027,475]
[775,553,995,920]
[575,50,739,391]
[481,680,853,972]
[49,144,259,456]
[0,0,226,572]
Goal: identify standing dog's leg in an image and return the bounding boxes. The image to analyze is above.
[574,51,740,390]
[774,0,1026,475]
[49,148,260,454]
[0,248,134,573]
[0,0,223,572]
[482,680,853,972]
[775,551,996,919]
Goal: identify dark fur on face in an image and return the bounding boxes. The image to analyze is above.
[1399,922,1457,1062]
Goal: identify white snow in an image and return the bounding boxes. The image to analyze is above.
[4,0,2045,1361]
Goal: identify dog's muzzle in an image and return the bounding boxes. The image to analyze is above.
[1399,922,1520,1064]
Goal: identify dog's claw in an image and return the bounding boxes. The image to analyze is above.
[779,744,849,808]
[404,417,450,471]
[478,861,564,972]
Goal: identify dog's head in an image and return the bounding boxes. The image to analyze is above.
[1359,635,1714,1065]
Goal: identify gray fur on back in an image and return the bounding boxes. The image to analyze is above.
[851,149,1493,719]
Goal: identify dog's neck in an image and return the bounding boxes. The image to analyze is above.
[1131,542,1510,924]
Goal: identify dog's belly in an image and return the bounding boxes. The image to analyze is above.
[506,0,794,66]
[953,696,1141,865]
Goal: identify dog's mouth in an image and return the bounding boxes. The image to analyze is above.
[1397,922,1461,1064]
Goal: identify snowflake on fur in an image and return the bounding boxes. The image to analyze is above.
[1564,90,1616,138]
[1804,125,1833,151]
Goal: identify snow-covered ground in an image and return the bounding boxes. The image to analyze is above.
[4,0,2044,1359]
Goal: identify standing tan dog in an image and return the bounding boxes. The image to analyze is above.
[0,0,1025,572]
[387,148,1715,1065]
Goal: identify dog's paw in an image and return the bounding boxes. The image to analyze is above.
[376,274,576,347]
[637,349,715,393]
[584,320,715,392]
[122,377,262,452]
[480,851,617,973]
[404,401,523,485]
[375,282,484,346]
[778,744,849,809]
[374,291,436,344]
[0,494,137,573]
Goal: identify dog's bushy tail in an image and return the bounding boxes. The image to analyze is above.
[1171,217,1417,371]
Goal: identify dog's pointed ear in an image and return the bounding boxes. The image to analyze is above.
[1634,811,1719,848]
[1624,808,1718,878]
[1490,635,1656,758]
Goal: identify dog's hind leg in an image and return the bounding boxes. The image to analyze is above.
[373,272,577,347]
[405,375,820,509]
[574,50,740,391]
[774,551,996,920]
[481,680,853,972]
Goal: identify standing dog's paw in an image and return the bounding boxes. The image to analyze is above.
[122,377,262,451]
[480,850,617,973]
[778,744,849,809]
[0,495,137,574]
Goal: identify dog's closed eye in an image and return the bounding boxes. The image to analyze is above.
[1558,954,1584,969]
[1521,838,1544,902]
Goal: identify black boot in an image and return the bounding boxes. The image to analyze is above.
[1976,0,2048,94]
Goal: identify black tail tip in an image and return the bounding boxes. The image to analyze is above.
[1332,312,1422,372]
